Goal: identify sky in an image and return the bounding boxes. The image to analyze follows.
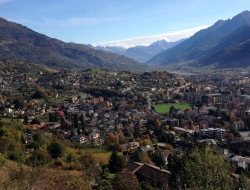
[0,0,250,48]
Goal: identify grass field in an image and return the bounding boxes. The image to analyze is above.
[154,103,192,114]
[84,147,122,165]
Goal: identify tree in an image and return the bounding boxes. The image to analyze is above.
[183,146,233,190]
[131,149,142,162]
[133,126,141,138]
[60,117,67,130]
[73,113,79,128]
[113,169,140,190]
[141,151,151,163]
[27,149,52,167]
[151,152,165,168]
[31,117,40,125]
[47,141,65,159]
[13,99,23,110]
[108,151,124,173]
[49,113,54,122]
[169,106,175,114]
[167,153,184,190]
[53,112,58,122]
[233,131,242,138]
[23,114,29,125]
[237,174,250,190]
[105,132,119,150]
[32,132,45,149]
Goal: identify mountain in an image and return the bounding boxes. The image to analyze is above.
[88,39,185,63]
[0,17,148,72]
[196,24,250,68]
[86,44,126,55]
[125,39,185,63]
[146,11,250,66]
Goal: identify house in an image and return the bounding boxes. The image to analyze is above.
[228,138,247,152]
[92,139,105,147]
[71,135,88,144]
[171,109,184,118]
[231,156,250,170]
[5,108,13,113]
[125,162,171,189]
[88,132,100,141]
[184,109,198,120]
[44,122,60,129]
[129,141,140,150]
[119,141,140,152]
[141,145,155,153]
[212,146,229,155]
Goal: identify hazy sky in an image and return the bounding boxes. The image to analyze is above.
[1,0,250,47]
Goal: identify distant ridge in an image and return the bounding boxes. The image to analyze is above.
[146,10,250,68]
[87,39,185,63]
[0,17,148,72]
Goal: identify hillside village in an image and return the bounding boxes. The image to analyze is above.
[1,62,250,189]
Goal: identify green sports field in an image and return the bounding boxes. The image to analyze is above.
[154,103,192,114]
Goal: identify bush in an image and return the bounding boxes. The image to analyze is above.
[47,141,65,159]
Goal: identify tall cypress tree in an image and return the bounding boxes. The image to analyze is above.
[108,151,124,173]
[73,113,79,128]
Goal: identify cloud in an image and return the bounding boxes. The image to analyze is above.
[94,25,211,48]
[45,17,121,27]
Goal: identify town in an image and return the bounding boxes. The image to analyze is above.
[0,60,250,189]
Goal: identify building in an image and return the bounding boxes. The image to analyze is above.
[199,128,226,140]
[230,121,245,131]
[125,162,171,189]
[88,132,100,141]
[216,128,226,140]
[71,135,88,144]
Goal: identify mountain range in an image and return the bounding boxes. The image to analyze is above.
[1,10,250,71]
[147,10,250,68]
[0,17,148,72]
[87,39,185,63]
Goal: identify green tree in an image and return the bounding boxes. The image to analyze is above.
[151,152,166,168]
[47,141,65,159]
[13,99,23,110]
[32,132,45,149]
[233,131,242,138]
[31,117,40,125]
[0,128,7,138]
[167,153,184,190]
[131,149,142,162]
[108,151,124,173]
[23,114,29,125]
[169,106,175,114]
[183,146,233,190]
[73,113,79,128]
[237,174,250,190]
[27,149,52,167]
